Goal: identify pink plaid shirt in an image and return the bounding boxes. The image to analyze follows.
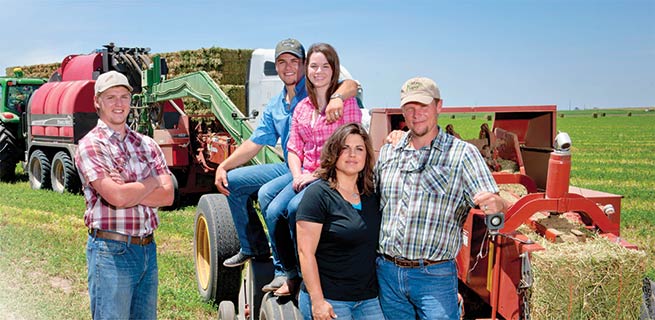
[288,97,362,173]
[75,120,171,237]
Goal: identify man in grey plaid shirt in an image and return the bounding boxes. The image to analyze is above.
[375,77,508,319]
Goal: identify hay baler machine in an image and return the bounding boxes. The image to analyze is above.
[23,42,279,202]
[369,106,643,319]
[133,53,282,203]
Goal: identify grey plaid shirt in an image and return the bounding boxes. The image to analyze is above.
[375,127,499,261]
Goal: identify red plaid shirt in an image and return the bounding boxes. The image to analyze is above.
[288,97,362,173]
[75,120,171,236]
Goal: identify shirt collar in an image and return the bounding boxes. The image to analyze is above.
[96,119,134,141]
[394,125,445,152]
[281,77,306,113]
[283,77,306,99]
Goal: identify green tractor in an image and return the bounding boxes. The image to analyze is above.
[0,68,47,181]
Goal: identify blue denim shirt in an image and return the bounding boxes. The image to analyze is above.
[249,77,307,162]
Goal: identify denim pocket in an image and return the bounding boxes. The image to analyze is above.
[421,260,456,277]
[94,238,128,256]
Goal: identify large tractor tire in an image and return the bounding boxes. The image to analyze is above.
[161,173,180,211]
[238,260,274,320]
[50,151,81,194]
[0,123,19,182]
[28,150,51,190]
[258,293,302,320]
[642,277,654,320]
[194,194,241,307]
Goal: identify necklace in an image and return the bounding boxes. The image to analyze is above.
[337,183,360,200]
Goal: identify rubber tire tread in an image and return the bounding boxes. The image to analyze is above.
[641,277,655,320]
[28,150,51,190]
[0,123,19,182]
[217,301,236,320]
[50,151,81,194]
[194,194,241,307]
[259,292,302,320]
[244,259,274,320]
[161,173,180,211]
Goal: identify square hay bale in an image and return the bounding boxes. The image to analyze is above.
[220,84,246,115]
[157,46,252,85]
[524,230,647,319]
[6,63,59,79]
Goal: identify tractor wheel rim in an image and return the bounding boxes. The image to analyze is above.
[53,161,64,190]
[30,159,41,187]
[195,215,211,290]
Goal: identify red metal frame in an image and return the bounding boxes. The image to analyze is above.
[370,105,635,319]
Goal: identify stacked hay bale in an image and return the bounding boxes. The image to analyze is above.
[5,63,59,79]
[159,47,252,116]
[6,46,253,115]
[518,225,647,319]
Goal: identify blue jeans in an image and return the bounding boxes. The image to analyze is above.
[376,257,460,320]
[226,163,289,275]
[299,289,385,320]
[265,182,308,279]
[87,234,158,319]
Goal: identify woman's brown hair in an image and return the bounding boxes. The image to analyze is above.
[315,123,375,196]
[305,43,340,111]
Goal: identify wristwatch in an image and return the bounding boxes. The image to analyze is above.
[330,93,344,101]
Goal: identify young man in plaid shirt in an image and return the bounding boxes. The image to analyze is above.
[75,71,174,319]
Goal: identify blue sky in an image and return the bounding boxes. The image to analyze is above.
[2,0,653,110]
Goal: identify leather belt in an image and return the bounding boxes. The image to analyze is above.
[381,254,448,268]
[89,229,154,246]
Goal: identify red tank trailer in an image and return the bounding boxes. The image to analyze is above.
[25,44,235,208]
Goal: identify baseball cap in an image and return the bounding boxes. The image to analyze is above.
[95,71,133,95]
[275,38,305,60]
[400,77,440,107]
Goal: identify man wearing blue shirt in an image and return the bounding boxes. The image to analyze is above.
[215,38,357,291]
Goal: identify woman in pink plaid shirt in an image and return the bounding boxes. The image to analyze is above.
[264,43,362,297]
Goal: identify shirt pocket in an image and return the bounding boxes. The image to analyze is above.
[419,165,450,195]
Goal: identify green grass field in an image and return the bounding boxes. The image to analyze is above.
[0,108,653,319]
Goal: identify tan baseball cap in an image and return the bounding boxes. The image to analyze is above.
[400,77,440,107]
[95,71,133,95]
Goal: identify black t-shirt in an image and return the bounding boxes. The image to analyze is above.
[296,179,381,301]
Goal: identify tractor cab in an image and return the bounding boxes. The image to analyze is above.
[4,83,41,115]
[1,69,46,123]
[0,69,46,182]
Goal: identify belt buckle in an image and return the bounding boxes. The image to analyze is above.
[135,234,152,245]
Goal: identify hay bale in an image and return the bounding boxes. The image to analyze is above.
[159,47,252,85]
[523,230,647,319]
[497,158,519,173]
[221,84,246,115]
[7,45,252,111]
[6,63,59,79]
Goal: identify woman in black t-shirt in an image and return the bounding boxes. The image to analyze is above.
[296,123,384,320]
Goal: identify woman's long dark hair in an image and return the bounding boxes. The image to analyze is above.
[305,43,340,111]
[315,123,375,196]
